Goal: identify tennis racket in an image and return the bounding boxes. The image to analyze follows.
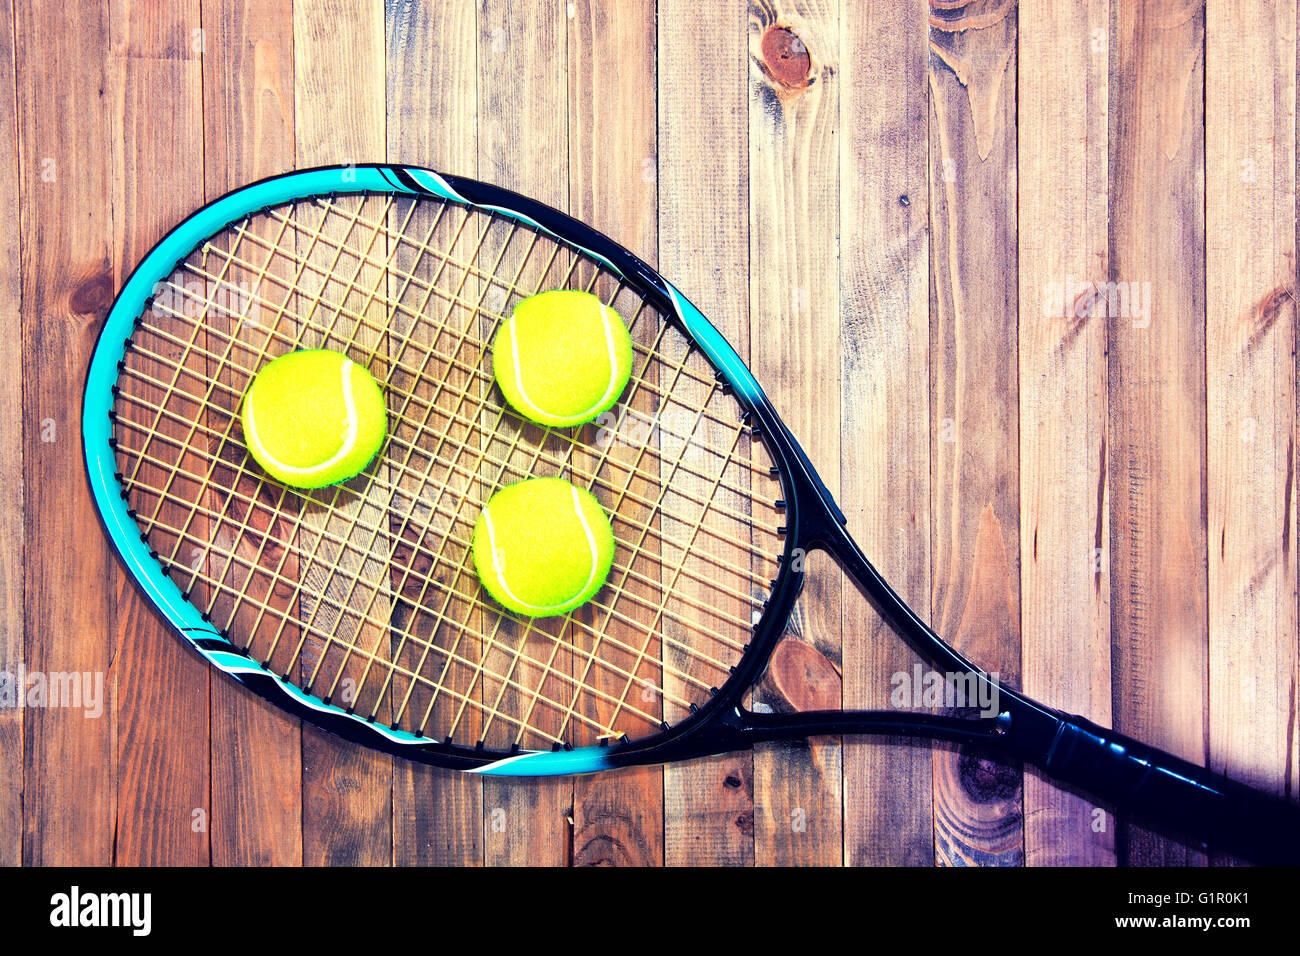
[85,163,1300,864]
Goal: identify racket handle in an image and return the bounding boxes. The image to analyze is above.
[1034,713,1300,864]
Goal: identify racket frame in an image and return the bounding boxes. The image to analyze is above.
[86,164,1300,863]
[83,163,847,773]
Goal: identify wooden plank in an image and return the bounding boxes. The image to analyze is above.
[927,0,1024,865]
[385,0,485,867]
[478,0,571,867]
[293,0,393,867]
[1294,2,1300,816]
[107,0,210,868]
[839,0,935,866]
[747,0,841,867]
[0,0,23,869]
[1204,0,1298,858]
[16,0,117,867]
[658,0,754,867]
[201,0,302,867]
[1017,0,1114,866]
[567,0,665,868]
[1108,0,1207,866]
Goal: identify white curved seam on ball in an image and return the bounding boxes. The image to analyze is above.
[507,304,622,425]
[483,487,601,614]
[246,358,361,475]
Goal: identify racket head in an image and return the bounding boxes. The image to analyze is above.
[84,164,820,774]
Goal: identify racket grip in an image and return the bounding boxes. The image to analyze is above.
[1036,713,1300,864]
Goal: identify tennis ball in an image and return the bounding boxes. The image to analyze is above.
[240,349,387,489]
[492,289,633,427]
[472,477,615,617]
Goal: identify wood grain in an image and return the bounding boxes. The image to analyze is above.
[0,0,23,868]
[1109,0,1208,866]
[201,0,302,867]
[840,0,936,867]
[747,0,842,867]
[1204,0,1298,857]
[1017,0,1114,866]
[928,0,1025,866]
[293,0,393,867]
[107,0,211,868]
[478,0,571,867]
[385,0,485,867]
[659,0,755,867]
[567,0,665,868]
[16,0,117,867]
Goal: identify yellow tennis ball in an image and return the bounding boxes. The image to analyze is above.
[472,477,615,617]
[492,289,634,427]
[240,349,387,489]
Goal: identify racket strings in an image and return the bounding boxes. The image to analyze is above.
[124,321,782,562]
[129,208,712,749]
[137,199,636,746]
[113,398,750,725]
[156,252,777,546]
[261,196,756,434]
[185,204,778,538]
[111,191,781,750]
[170,253,776,519]
[114,353,769,629]
[184,197,773,477]
[128,213,779,609]
[117,448,690,742]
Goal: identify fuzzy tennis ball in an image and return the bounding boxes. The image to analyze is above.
[492,289,633,427]
[472,477,616,617]
[240,349,387,489]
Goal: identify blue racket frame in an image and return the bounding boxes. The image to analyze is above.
[84,163,820,775]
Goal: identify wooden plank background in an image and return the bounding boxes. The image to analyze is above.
[2,0,1297,866]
